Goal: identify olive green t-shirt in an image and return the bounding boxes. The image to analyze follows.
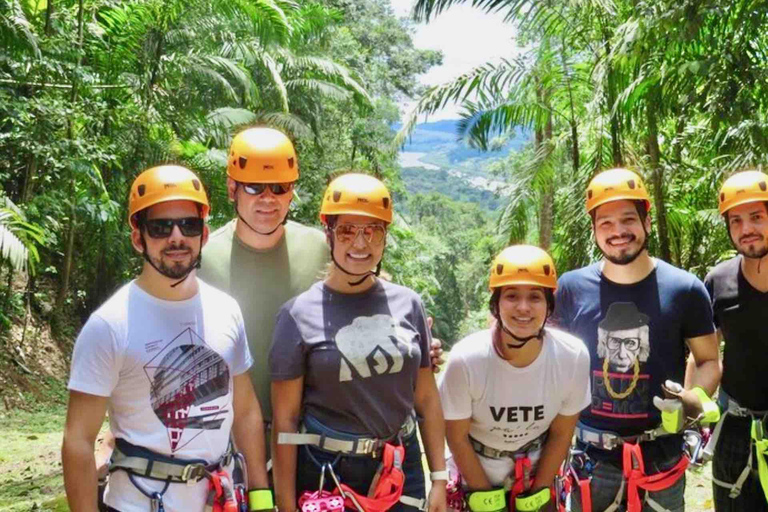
[199,219,329,421]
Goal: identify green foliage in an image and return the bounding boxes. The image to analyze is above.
[404,0,768,278]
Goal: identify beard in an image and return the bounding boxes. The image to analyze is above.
[149,243,199,278]
[601,232,649,265]
[737,236,768,259]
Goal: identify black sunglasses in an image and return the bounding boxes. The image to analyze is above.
[241,182,293,196]
[143,217,204,238]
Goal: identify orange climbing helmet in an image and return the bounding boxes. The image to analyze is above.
[718,170,768,215]
[128,165,210,227]
[489,245,557,291]
[320,173,393,224]
[586,168,652,214]
[227,127,298,183]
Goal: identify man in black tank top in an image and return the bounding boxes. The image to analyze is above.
[705,170,768,512]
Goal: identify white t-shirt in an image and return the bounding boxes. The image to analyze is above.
[68,280,252,512]
[439,327,590,486]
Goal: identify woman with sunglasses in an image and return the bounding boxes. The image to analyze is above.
[439,246,590,512]
[270,173,447,512]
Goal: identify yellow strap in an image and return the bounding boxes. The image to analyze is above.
[661,403,684,433]
[467,488,506,512]
[692,387,721,424]
[515,487,551,511]
[752,420,768,504]
[248,489,274,511]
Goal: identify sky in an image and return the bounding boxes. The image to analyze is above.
[389,0,520,121]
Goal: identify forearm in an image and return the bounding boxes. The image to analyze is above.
[531,431,572,491]
[687,358,721,396]
[417,394,446,475]
[233,407,269,490]
[62,438,100,512]
[448,435,492,490]
[272,418,299,512]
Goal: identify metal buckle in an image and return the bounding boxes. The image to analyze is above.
[356,438,377,456]
[181,463,207,484]
[601,432,621,450]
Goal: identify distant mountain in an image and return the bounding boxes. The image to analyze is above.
[394,119,530,164]
[394,119,530,211]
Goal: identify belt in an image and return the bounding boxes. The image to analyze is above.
[468,432,547,460]
[575,422,674,451]
[278,414,417,457]
[110,437,232,484]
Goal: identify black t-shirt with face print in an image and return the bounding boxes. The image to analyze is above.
[705,255,768,411]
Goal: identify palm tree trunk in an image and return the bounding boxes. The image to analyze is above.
[537,90,555,250]
[56,0,84,314]
[603,34,623,166]
[44,0,54,36]
[646,88,672,263]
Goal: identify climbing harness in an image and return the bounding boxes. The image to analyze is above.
[445,433,553,512]
[567,422,709,512]
[108,437,271,512]
[280,415,426,511]
[703,397,768,502]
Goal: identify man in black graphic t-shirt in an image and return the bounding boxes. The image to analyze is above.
[554,168,721,512]
[705,170,768,512]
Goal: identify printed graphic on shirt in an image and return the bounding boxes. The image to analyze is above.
[592,302,651,419]
[335,314,416,382]
[488,405,546,442]
[144,327,231,452]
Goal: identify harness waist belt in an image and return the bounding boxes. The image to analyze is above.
[278,415,417,456]
[110,437,232,483]
[725,398,768,418]
[468,432,547,460]
[575,422,673,451]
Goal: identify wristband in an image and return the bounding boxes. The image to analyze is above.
[467,488,506,512]
[430,470,449,482]
[515,487,550,511]
[692,386,721,424]
[248,488,274,511]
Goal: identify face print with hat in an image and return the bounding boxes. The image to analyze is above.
[597,303,651,373]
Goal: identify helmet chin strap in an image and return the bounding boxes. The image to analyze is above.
[234,185,288,237]
[140,234,202,288]
[495,310,549,349]
[328,236,383,287]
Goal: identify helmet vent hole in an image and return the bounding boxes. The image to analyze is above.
[587,189,593,199]
[720,193,725,202]
[628,180,636,189]
[138,184,146,197]
[192,179,200,191]
[496,264,503,275]
[333,191,342,202]
[288,157,294,169]
[543,264,551,276]
[383,197,390,209]
[761,181,767,192]
[239,157,247,169]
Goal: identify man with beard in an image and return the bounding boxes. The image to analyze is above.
[553,168,721,512]
[703,170,768,511]
[63,165,271,512]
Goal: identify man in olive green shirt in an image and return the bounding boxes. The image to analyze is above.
[200,219,327,422]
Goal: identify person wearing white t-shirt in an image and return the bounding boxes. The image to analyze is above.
[439,245,590,512]
[61,165,270,512]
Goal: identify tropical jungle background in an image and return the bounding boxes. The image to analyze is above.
[1,0,767,509]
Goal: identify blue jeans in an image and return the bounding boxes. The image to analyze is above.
[296,416,426,512]
[571,443,685,512]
